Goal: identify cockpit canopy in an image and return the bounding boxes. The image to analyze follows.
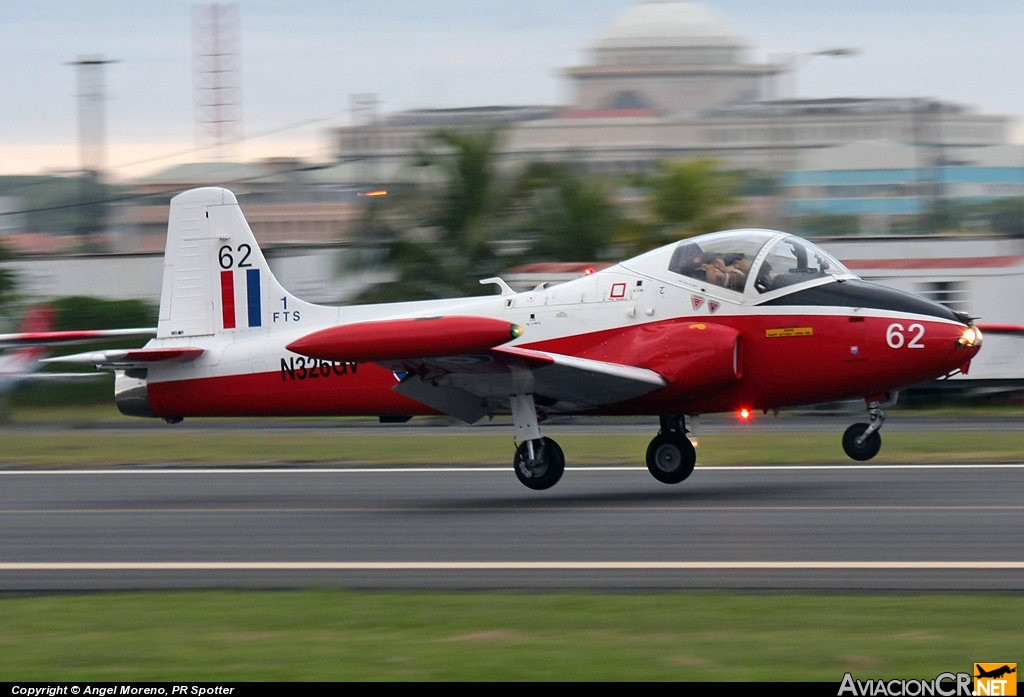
[646,229,852,297]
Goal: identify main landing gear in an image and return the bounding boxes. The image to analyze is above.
[646,415,697,484]
[842,400,886,461]
[507,398,698,490]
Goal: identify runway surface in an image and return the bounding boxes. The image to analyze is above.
[1,463,1023,591]
[8,412,1024,435]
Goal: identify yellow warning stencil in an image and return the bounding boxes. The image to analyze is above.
[766,327,814,338]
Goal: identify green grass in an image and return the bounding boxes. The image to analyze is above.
[0,430,1021,467]
[10,401,1024,424]
[0,590,1017,680]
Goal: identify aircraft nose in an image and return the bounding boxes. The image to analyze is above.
[956,323,983,351]
[930,320,982,379]
[886,317,982,386]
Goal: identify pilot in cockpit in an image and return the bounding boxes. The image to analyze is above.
[668,242,751,292]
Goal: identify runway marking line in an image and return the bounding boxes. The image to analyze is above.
[1,505,1023,515]
[0,561,1022,571]
[1,463,1024,475]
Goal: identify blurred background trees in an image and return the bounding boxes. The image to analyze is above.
[350,132,746,302]
[352,129,508,303]
[507,161,621,263]
[0,242,15,312]
[617,160,741,255]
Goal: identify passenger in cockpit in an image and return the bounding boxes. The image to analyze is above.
[703,257,726,286]
[703,255,750,291]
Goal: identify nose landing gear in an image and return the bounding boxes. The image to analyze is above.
[646,415,697,484]
[842,400,885,461]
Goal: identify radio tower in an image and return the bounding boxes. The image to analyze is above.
[70,55,116,175]
[192,4,242,160]
[68,55,117,242]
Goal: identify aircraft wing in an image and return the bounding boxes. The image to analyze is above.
[42,347,204,370]
[385,347,667,424]
[11,372,108,381]
[0,328,157,349]
[286,315,667,423]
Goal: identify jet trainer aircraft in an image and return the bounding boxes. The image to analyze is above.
[32,187,980,490]
[0,306,155,400]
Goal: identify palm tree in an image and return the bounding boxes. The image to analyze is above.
[621,159,742,254]
[509,161,620,262]
[352,129,508,303]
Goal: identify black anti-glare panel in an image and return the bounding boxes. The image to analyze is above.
[759,279,961,322]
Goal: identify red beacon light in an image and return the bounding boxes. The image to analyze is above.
[583,267,595,276]
[738,408,752,422]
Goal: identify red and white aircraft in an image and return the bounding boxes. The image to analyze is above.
[0,306,154,400]
[37,187,981,489]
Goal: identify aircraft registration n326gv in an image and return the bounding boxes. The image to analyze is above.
[42,187,981,490]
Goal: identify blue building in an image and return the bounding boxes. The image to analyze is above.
[783,141,1024,225]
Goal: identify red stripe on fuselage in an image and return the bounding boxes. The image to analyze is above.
[144,313,977,419]
[148,361,436,418]
[220,271,236,330]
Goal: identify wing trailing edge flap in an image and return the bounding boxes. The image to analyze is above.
[391,346,666,424]
[393,379,491,425]
[43,347,204,370]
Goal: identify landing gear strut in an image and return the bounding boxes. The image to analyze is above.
[842,401,885,461]
[509,393,564,490]
[646,414,696,484]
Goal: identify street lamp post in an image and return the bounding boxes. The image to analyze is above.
[773,48,860,100]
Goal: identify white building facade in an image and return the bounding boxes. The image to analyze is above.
[333,1,1012,177]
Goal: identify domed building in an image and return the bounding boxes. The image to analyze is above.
[333,0,1013,205]
[567,0,778,114]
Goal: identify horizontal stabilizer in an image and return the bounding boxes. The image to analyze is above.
[44,347,204,370]
[287,316,522,363]
[0,328,157,349]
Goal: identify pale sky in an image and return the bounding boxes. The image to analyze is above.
[1,0,1022,179]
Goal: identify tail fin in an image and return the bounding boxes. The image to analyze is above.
[13,306,55,362]
[19,306,55,333]
[157,188,318,339]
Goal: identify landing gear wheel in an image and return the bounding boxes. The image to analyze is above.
[646,432,696,484]
[842,423,882,461]
[514,437,565,490]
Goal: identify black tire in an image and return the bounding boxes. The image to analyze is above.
[842,423,881,461]
[645,432,696,484]
[514,437,565,490]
